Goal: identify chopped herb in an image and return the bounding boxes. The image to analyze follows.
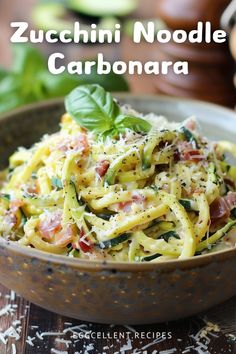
[0,193,11,201]
[179,199,198,212]
[161,230,180,242]
[181,126,199,147]
[65,84,151,136]
[99,233,130,249]
[69,249,80,258]
[96,213,114,221]
[20,208,27,226]
[141,253,161,262]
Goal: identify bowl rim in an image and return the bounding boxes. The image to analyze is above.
[1,94,236,272]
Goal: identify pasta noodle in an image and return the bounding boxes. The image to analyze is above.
[1,103,236,262]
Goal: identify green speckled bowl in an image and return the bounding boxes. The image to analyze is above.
[0,95,236,325]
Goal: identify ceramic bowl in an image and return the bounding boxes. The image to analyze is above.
[0,95,236,325]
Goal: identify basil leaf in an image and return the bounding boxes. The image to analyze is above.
[115,115,151,133]
[0,74,35,114]
[65,84,121,133]
[65,85,151,136]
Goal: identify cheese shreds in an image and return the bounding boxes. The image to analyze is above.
[2,101,236,263]
[36,331,44,340]
[55,338,72,348]
[12,320,21,327]
[141,337,166,350]
[3,326,20,341]
[40,331,65,337]
[10,291,16,302]
[26,335,35,346]
[84,343,94,354]
[0,304,14,317]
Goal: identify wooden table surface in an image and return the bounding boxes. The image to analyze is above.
[0,283,235,354]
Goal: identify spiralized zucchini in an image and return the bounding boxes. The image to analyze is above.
[1,107,236,262]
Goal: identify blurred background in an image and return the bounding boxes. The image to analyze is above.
[0,0,235,114]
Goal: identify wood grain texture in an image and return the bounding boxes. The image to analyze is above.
[0,283,235,354]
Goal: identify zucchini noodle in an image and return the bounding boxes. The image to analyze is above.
[1,104,236,262]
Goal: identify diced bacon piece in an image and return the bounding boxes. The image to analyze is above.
[224,192,236,210]
[177,141,205,162]
[178,141,194,151]
[57,133,89,155]
[224,177,235,189]
[95,160,110,178]
[38,211,62,240]
[210,198,230,220]
[118,201,133,213]
[73,134,90,154]
[112,192,146,213]
[57,139,70,152]
[210,192,236,220]
[181,149,205,162]
[173,148,181,162]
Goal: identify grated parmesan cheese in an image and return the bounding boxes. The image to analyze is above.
[0,289,233,354]
[0,304,14,317]
[51,350,68,354]
[26,335,35,346]
[159,349,177,354]
[55,338,72,348]
[11,343,16,354]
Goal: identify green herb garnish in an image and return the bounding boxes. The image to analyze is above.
[161,230,180,242]
[65,84,151,136]
[181,126,199,147]
[141,253,161,262]
[0,193,11,201]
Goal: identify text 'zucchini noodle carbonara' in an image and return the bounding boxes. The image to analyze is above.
[1,85,236,262]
